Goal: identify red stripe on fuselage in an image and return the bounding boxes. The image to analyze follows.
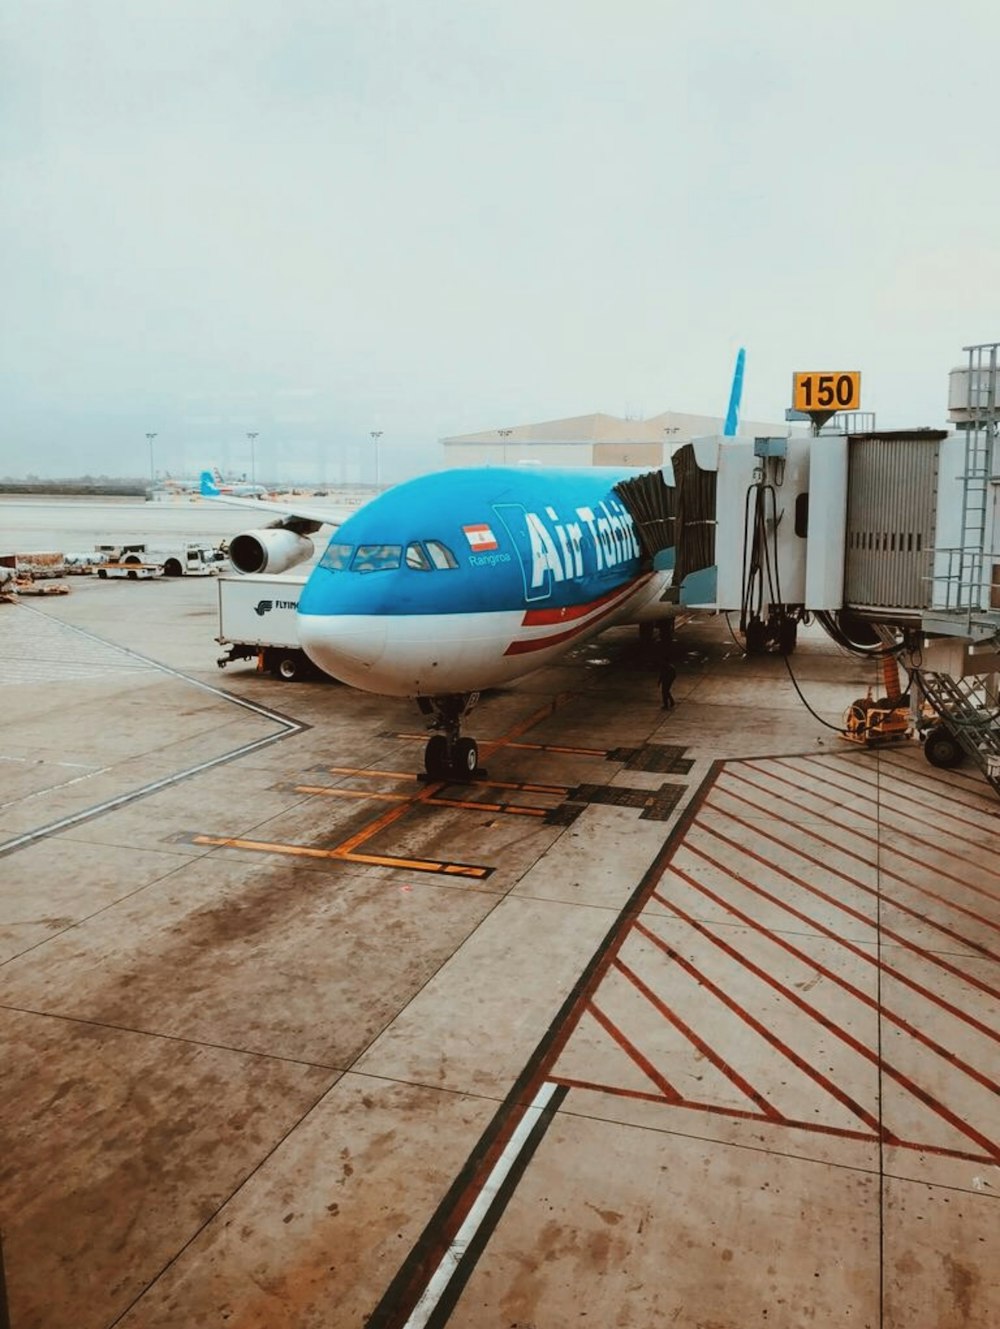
[504,574,652,656]
[521,578,645,626]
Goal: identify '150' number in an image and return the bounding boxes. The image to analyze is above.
[793,371,860,412]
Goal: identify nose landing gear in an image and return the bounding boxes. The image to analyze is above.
[418,693,481,781]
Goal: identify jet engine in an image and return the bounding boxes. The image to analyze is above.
[228,521,319,575]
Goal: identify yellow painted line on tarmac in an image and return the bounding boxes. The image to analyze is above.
[190,833,490,879]
[470,778,569,796]
[191,698,578,884]
[323,768,567,797]
[505,741,608,757]
[294,784,410,803]
[425,797,548,818]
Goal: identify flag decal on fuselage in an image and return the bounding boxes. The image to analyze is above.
[463,523,499,551]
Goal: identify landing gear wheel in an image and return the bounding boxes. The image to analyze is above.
[452,737,478,780]
[924,724,964,770]
[424,734,450,779]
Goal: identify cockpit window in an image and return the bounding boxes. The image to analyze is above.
[405,541,431,571]
[319,542,354,571]
[351,543,402,573]
[425,540,458,570]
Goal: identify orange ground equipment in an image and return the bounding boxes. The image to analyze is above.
[842,652,910,747]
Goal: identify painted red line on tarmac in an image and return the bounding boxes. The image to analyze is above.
[690,813,1000,1006]
[631,919,892,1140]
[723,758,1000,914]
[586,999,683,1103]
[791,750,1000,842]
[838,759,1000,844]
[659,866,1000,1100]
[708,775,1000,945]
[612,957,782,1120]
[877,751,1000,811]
[639,909,1000,1163]
[748,756,1000,894]
[548,1077,1000,1166]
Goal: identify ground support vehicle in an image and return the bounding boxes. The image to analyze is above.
[215,573,326,681]
[95,542,225,577]
[95,562,163,580]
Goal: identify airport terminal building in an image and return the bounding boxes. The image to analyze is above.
[441,408,795,469]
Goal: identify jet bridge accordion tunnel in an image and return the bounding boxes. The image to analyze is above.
[613,430,950,647]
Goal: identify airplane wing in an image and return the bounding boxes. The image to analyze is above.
[198,472,361,529]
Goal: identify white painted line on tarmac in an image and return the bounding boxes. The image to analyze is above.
[0,728,300,856]
[0,765,110,811]
[0,605,307,856]
[402,1080,558,1329]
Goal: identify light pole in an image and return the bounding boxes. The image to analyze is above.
[498,428,512,464]
[247,432,259,488]
[145,433,157,492]
[370,430,383,488]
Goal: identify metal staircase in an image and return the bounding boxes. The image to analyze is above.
[915,668,1000,796]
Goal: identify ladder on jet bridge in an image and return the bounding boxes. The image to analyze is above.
[915,668,1000,797]
[927,341,999,637]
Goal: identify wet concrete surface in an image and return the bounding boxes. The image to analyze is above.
[1,502,998,1328]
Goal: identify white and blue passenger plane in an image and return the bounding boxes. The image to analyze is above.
[198,353,745,777]
[202,465,679,777]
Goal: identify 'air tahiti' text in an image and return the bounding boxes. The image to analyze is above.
[525,499,640,589]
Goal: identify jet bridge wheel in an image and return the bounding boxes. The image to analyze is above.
[924,724,964,770]
[777,617,798,656]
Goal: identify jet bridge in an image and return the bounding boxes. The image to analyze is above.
[615,421,999,657]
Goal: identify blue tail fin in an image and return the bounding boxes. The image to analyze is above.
[723,347,746,437]
[199,470,220,497]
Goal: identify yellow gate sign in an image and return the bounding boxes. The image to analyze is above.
[792,371,861,413]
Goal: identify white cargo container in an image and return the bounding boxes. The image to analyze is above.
[216,573,327,681]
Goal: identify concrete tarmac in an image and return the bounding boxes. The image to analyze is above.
[1,498,997,1328]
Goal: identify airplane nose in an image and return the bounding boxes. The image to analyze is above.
[297,613,388,689]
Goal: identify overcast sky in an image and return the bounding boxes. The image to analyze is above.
[2,0,998,482]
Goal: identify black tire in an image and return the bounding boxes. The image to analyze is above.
[778,618,798,656]
[452,737,478,780]
[97,568,107,579]
[163,559,182,577]
[745,618,768,655]
[127,570,138,580]
[273,653,302,681]
[424,734,450,778]
[924,724,964,770]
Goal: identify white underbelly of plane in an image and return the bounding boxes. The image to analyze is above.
[298,576,670,697]
[297,610,524,695]
[298,606,620,696]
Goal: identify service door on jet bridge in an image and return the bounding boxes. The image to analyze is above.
[844,433,940,612]
[492,503,553,604]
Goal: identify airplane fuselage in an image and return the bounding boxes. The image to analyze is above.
[297,466,673,696]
